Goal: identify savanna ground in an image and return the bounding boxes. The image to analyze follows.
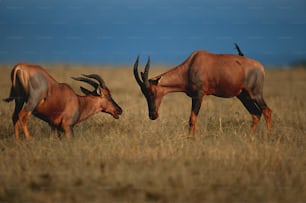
[0,64,305,203]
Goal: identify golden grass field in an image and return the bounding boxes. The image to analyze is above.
[0,64,305,203]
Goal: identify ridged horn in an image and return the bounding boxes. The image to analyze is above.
[133,56,144,87]
[71,76,98,89]
[82,74,106,89]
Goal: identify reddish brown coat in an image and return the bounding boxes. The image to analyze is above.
[4,63,122,139]
[134,49,272,136]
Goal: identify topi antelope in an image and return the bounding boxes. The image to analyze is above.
[4,63,122,139]
[133,45,272,136]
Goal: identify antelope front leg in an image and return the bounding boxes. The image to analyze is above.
[189,112,198,136]
[189,96,203,136]
[63,125,74,139]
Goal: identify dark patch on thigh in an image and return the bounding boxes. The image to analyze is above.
[24,73,48,112]
[244,68,264,96]
[237,90,262,116]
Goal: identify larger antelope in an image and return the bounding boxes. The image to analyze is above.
[4,63,122,139]
[134,45,272,136]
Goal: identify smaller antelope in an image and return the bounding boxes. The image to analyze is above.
[4,63,122,139]
[134,45,272,136]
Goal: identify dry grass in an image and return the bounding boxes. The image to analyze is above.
[0,64,305,203]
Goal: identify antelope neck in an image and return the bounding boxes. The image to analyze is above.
[157,64,188,94]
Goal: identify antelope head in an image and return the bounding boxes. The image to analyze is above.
[133,56,163,120]
[72,74,122,119]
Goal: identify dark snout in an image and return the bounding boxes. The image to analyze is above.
[112,102,123,119]
[116,105,123,116]
[103,99,122,119]
[147,99,158,120]
[149,111,158,120]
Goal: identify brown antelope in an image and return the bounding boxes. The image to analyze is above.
[3,63,122,139]
[133,45,272,136]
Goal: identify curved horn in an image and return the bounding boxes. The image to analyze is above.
[141,56,150,87]
[71,76,98,89]
[133,56,144,87]
[82,74,106,88]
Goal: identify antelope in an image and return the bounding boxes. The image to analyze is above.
[133,45,272,136]
[3,63,122,139]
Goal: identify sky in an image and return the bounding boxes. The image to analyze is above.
[0,0,306,66]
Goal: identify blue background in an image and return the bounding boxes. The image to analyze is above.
[0,0,305,66]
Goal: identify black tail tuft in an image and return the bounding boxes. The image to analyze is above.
[3,87,15,102]
[234,43,244,56]
[3,97,14,102]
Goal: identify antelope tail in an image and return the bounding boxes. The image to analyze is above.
[234,43,244,56]
[3,87,15,102]
[3,65,29,102]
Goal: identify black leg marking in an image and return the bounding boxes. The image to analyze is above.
[237,90,262,116]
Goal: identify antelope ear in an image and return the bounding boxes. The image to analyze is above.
[96,87,104,96]
[80,86,92,95]
[150,76,162,85]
